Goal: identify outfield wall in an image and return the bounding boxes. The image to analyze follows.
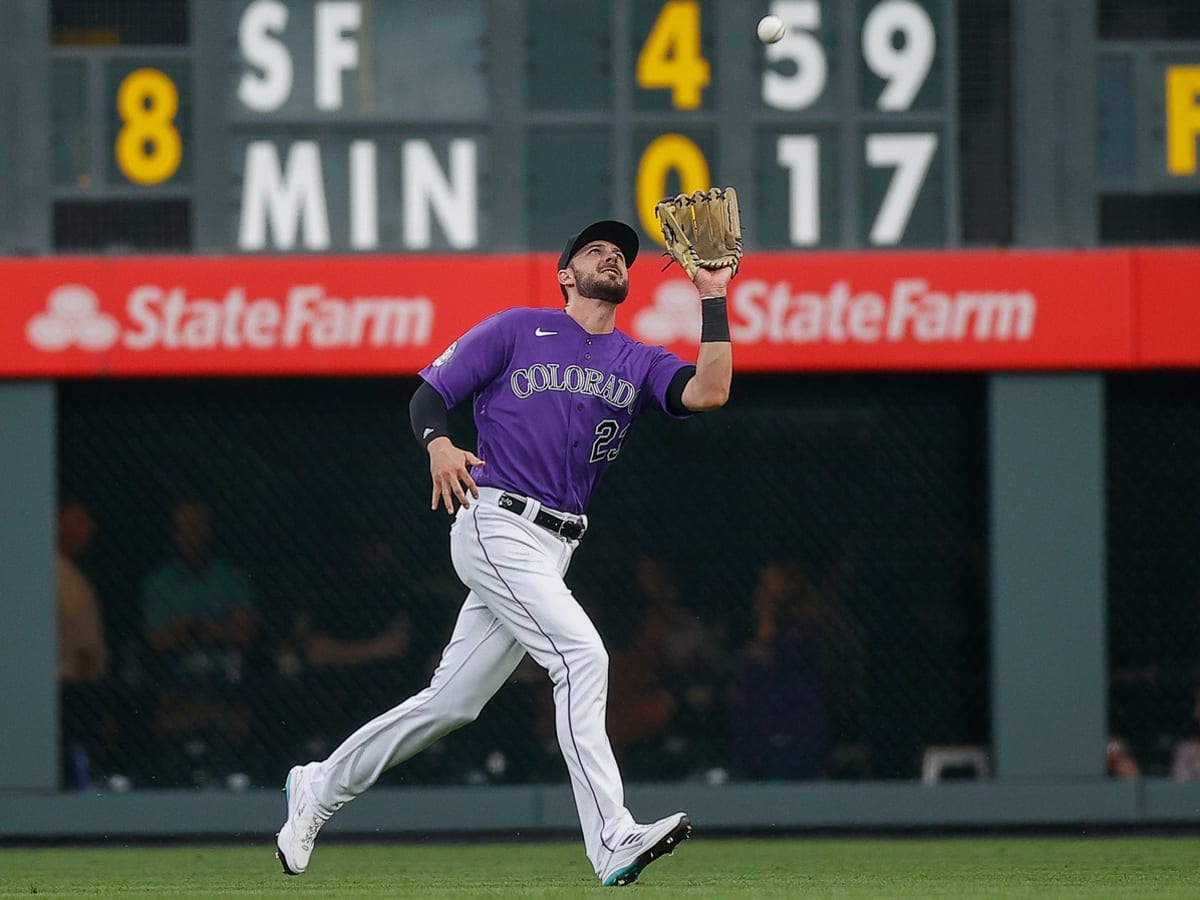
[5,253,1200,835]
[4,780,1200,840]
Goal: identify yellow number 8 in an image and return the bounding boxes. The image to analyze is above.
[115,68,182,185]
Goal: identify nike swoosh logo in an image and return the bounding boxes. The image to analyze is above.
[535,328,557,337]
[422,427,435,439]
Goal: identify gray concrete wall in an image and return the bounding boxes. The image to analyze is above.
[8,778,1200,840]
[0,383,57,790]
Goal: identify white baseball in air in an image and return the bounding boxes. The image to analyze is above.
[757,14,786,45]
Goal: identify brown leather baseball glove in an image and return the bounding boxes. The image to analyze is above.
[655,187,743,279]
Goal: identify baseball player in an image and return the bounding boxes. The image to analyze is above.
[276,218,735,887]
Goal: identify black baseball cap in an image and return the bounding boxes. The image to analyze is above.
[557,220,639,270]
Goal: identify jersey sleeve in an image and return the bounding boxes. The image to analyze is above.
[418,310,515,408]
[641,344,693,418]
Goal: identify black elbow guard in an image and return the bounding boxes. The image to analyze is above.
[665,365,696,416]
[409,380,450,447]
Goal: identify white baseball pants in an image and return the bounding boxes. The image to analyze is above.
[303,487,635,873]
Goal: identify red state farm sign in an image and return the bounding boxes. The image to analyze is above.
[630,250,1134,370]
[0,248,1186,377]
[3,256,534,377]
[1134,249,1200,367]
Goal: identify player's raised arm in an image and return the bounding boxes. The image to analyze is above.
[680,267,734,412]
[655,188,741,413]
[409,379,484,514]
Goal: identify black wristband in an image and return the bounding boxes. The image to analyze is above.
[700,295,730,342]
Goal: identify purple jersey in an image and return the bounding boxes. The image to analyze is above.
[419,307,690,515]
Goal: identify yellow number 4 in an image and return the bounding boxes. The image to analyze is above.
[637,0,711,110]
[115,68,182,186]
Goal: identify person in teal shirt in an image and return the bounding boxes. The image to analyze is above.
[140,499,259,785]
[141,499,258,680]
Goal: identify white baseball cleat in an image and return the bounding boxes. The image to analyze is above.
[599,812,692,887]
[275,763,341,875]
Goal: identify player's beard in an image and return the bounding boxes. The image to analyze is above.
[573,266,629,305]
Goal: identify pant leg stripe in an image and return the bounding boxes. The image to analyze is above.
[471,512,616,853]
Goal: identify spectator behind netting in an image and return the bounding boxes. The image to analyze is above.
[1169,687,1200,781]
[605,624,677,780]
[617,557,726,778]
[294,533,417,758]
[140,499,259,786]
[568,550,678,781]
[58,496,107,685]
[57,495,113,788]
[730,561,832,781]
[1107,734,1142,779]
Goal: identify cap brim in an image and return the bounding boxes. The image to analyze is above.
[558,220,639,270]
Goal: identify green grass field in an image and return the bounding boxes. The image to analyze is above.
[2,836,1199,898]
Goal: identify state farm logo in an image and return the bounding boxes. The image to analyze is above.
[25,284,434,352]
[633,281,703,344]
[632,278,1037,345]
[27,285,120,351]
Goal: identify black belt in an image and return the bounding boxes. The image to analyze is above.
[497,492,586,540]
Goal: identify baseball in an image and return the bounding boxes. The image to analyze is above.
[757,14,786,44]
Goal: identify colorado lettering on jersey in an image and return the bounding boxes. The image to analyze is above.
[510,363,640,412]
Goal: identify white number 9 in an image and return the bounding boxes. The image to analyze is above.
[862,0,935,111]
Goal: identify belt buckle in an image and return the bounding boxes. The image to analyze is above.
[550,513,571,536]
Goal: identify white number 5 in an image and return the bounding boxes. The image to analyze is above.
[762,1,827,111]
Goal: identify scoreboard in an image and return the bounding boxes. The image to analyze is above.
[5,0,1200,378]
[49,0,961,254]
[41,0,1200,257]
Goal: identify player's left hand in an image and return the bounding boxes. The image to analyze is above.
[693,266,734,299]
[427,436,485,514]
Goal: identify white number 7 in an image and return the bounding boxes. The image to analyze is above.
[866,133,937,245]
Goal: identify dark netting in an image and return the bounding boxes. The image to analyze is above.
[957,0,1013,247]
[51,0,190,46]
[56,374,988,791]
[1107,373,1200,778]
[1098,0,1200,40]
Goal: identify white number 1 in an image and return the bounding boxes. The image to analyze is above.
[777,136,820,246]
